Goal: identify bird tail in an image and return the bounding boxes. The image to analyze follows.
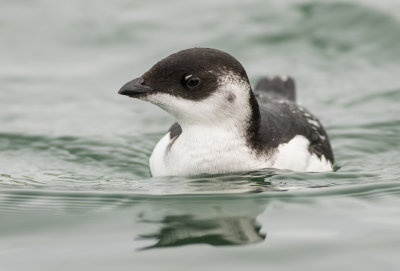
[254,76,296,102]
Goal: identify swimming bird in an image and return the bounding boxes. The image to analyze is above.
[118,48,334,176]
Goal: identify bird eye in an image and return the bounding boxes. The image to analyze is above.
[183,74,200,89]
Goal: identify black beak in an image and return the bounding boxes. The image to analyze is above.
[118,77,154,97]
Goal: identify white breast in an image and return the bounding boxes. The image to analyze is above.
[149,125,267,176]
[149,126,332,177]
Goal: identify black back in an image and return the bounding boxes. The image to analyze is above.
[252,102,334,162]
[249,76,334,163]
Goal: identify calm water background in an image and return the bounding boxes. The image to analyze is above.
[1,0,400,270]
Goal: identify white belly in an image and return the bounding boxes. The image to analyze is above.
[149,128,332,177]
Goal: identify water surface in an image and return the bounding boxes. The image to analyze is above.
[1,0,400,270]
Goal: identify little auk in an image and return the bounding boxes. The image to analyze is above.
[118,48,334,176]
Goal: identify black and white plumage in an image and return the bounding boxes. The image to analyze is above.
[118,48,334,176]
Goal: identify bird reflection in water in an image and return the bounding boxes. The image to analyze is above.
[135,172,275,249]
[139,215,265,248]
[138,208,266,249]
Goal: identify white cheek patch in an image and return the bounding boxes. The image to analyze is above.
[142,72,253,127]
[143,92,224,124]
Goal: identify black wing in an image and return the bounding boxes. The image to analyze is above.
[255,102,334,163]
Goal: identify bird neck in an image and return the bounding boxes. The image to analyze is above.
[176,89,261,144]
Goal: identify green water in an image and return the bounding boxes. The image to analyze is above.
[1,0,400,270]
